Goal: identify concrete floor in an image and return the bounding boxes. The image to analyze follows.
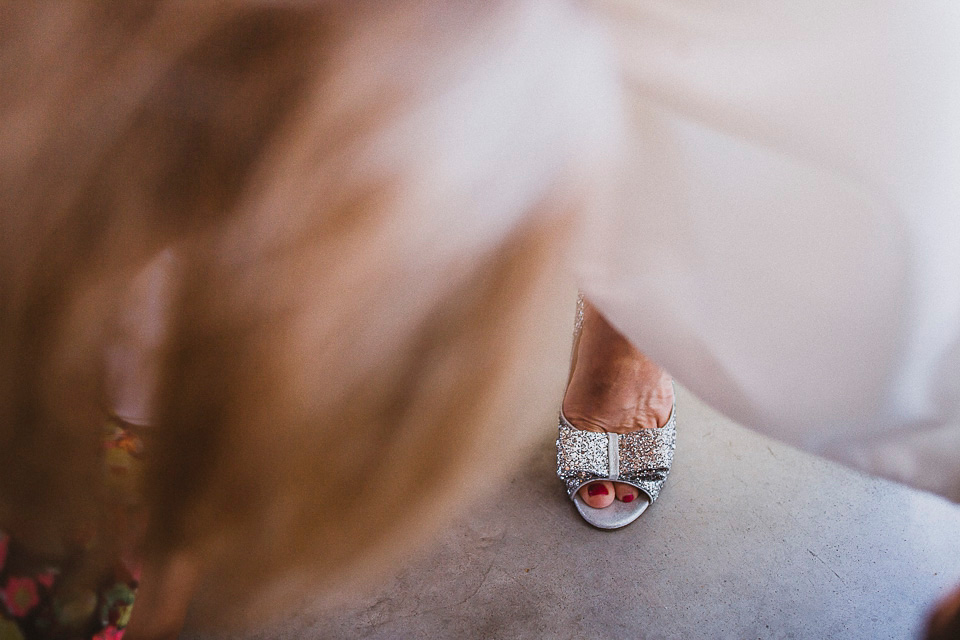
[183,386,960,640]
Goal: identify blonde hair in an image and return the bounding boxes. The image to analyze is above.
[0,0,615,625]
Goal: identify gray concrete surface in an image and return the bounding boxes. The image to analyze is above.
[184,387,960,640]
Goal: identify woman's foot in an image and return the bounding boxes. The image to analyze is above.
[562,299,674,509]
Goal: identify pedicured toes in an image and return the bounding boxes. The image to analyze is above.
[579,481,615,508]
[614,483,639,503]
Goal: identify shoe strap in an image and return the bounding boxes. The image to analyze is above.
[608,433,620,481]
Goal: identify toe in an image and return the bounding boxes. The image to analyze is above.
[614,483,640,503]
[579,481,615,508]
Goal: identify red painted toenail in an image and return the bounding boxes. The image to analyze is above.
[587,484,608,496]
[622,494,635,503]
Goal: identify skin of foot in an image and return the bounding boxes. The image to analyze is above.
[562,299,674,509]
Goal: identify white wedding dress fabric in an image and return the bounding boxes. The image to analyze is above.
[577,0,960,501]
[100,1,960,503]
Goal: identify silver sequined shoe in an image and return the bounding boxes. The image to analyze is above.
[557,400,676,529]
[556,294,677,529]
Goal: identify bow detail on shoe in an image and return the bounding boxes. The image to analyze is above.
[557,405,676,503]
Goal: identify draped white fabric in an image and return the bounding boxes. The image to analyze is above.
[578,0,960,500]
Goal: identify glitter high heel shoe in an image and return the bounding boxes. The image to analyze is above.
[555,295,677,529]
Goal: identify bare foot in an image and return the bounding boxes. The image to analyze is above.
[562,298,673,509]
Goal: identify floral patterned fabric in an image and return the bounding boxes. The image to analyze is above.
[0,419,144,639]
